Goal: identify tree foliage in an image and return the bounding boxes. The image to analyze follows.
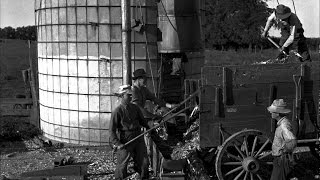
[306,38,320,51]
[204,0,272,50]
[0,26,36,41]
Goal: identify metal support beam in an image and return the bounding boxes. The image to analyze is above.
[121,0,132,85]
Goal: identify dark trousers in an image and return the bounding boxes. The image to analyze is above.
[270,154,294,180]
[115,132,149,180]
[280,30,310,61]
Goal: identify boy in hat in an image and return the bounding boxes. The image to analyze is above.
[109,85,152,180]
[267,99,297,180]
[262,4,310,62]
[131,68,177,119]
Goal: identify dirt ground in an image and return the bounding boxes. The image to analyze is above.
[0,139,120,180]
[0,137,320,180]
[0,116,319,180]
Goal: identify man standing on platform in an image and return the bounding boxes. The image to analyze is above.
[261,4,310,62]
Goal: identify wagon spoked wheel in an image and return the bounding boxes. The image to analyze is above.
[215,129,273,180]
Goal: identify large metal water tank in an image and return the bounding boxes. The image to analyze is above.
[35,0,159,145]
[158,0,203,53]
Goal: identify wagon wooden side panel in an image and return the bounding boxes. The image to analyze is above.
[200,62,319,148]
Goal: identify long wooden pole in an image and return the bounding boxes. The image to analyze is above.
[121,0,132,85]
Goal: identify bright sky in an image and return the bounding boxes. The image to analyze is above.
[0,0,319,37]
[0,0,35,28]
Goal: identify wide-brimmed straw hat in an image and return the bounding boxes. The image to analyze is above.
[114,84,132,96]
[275,4,291,20]
[132,69,147,80]
[267,99,291,114]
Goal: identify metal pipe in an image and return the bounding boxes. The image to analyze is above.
[297,138,320,143]
[160,88,201,118]
[121,0,132,85]
[124,106,191,147]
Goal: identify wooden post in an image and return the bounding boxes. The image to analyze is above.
[28,40,39,127]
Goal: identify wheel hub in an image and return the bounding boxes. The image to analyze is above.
[242,156,260,173]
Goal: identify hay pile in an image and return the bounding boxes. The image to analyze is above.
[153,106,211,179]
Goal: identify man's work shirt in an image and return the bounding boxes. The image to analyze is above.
[109,101,149,146]
[265,12,303,47]
[131,85,166,117]
[272,116,297,156]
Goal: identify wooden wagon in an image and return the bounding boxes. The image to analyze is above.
[192,61,320,180]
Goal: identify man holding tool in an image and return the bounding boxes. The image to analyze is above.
[109,84,198,179]
[109,85,152,180]
[131,68,179,162]
[267,99,297,180]
[261,4,310,62]
[131,68,177,119]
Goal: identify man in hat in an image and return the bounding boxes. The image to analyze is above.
[131,68,177,119]
[267,99,297,180]
[109,85,152,180]
[261,4,310,62]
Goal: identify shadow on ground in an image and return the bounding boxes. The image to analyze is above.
[0,116,42,155]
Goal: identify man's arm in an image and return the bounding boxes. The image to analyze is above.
[282,123,297,152]
[282,25,296,48]
[144,87,176,109]
[109,108,122,146]
[262,12,276,37]
[144,87,166,107]
[135,104,153,129]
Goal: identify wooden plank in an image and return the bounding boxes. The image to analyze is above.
[218,117,271,137]
[0,109,31,116]
[201,81,317,108]
[21,164,88,177]
[201,62,320,86]
[231,83,295,106]
[200,121,221,148]
[0,98,33,105]
[24,176,84,180]
[200,86,217,104]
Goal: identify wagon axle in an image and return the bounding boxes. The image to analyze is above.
[242,157,260,173]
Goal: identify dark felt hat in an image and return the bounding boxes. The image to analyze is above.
[275,4,291,20]
[132,69,147,80]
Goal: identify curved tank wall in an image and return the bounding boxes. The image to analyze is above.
[35,0,159,145]
[158,0,203,53]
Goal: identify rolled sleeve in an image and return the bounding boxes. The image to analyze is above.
[283,26,295,47]
[264,12,276,32]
